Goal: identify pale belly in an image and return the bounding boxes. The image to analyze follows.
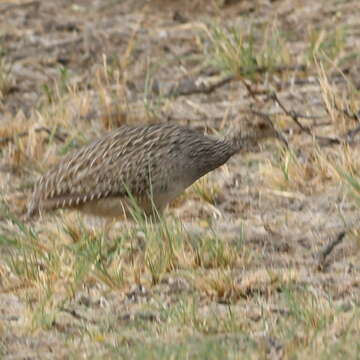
[77,195,165,219]
[76,176,195,220]
[78,197,130,218]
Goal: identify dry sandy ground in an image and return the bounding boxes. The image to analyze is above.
[0,0,359,358]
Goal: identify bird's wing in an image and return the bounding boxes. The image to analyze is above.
[27,126,167,216]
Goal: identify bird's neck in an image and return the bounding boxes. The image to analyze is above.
[195,140,235,176]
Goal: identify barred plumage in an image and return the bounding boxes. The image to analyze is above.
[27,121,276,219]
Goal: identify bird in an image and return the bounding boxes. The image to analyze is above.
[27,120,279,221]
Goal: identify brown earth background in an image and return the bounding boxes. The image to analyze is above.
[0,0,359,359]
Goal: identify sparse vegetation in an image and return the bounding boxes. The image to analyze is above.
[0,0,360,359]
[204,22,291,78]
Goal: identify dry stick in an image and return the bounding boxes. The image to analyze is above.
[240,78,261,102]
[59,307,95,324]
[239,64,307,102]
[0,127,67,145]
[344,123,360,142]
[271,93,312,134]
[238,81,290,147]
[166,63,306,99]
[334,101,360,122]
[273,92,360,145]
[256,111,325,121]
[337,102,360,142]
[270,93,342,146]
[316,212,360,271]
[250,109,289,148]
[248,91,356,269]
[270,93,359,269]
[167,75,235,97]
[321,96,360,144]
[317,231,346,270]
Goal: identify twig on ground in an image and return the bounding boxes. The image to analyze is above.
[343,123,360,143]
[317,231,346,270]
[334,101,360,122]
[166,75,234,97]
[237,64,307,102]
[269,307,291,316]
[271,93,312,134]
[321,96,360,143]
[249,109,289,148]
[271,93,342,146]
[59,307,95,324]
[239,78,262,102]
